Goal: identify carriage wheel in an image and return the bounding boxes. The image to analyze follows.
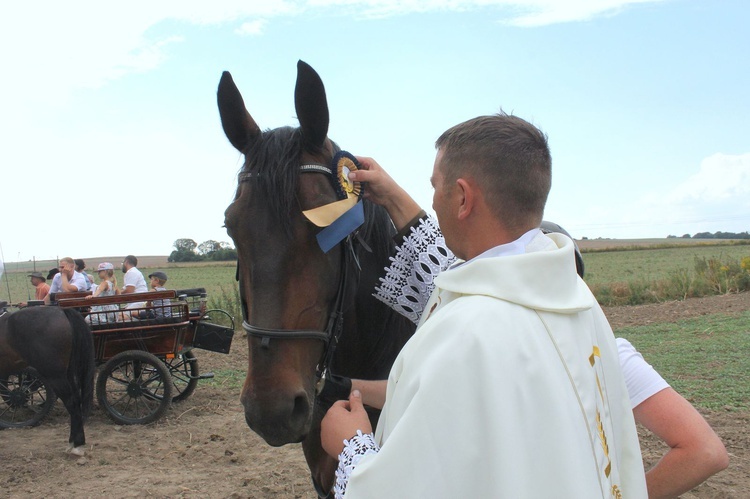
[96,350,172,425]
[0,368,58,429]
[164,350,199,402]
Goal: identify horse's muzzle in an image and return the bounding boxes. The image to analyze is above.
[241,390,312,446]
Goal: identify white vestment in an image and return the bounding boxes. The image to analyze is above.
[345,232,647,498]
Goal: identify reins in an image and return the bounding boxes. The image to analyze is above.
[237,164,358,393]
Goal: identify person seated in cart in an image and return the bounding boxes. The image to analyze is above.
[124,271,172,320]
[44,257,89,304]
[17,272,51,307]
[84,262,120,324]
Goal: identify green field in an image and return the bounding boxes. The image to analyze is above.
[619,312,750,410]
[582,244,750,287]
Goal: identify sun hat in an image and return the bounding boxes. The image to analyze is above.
[28,271,46,281]
[46,268,59,280]
[97,262,115,271]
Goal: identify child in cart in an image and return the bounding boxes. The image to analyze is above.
[85,262,120,324]
[133,271,172,320]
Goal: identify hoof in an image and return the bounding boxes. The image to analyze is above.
[66,444,86,457]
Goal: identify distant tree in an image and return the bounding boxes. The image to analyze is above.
[174,238,198,252]
[667,235,676,238]
[197,240,222,256]
[681,234,692,238]
[169,238,200,262]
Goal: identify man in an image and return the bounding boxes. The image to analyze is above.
[320,114,648,497]
[44,257,88,304]
[74,259,92,291]
[17,272,51,307]
[120,255,148,311]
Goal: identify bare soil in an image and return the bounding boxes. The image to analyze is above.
[2,293,749,498]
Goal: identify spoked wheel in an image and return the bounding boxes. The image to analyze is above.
[0,368,57,428]
[164,350,199,402]
[96,350,173,425]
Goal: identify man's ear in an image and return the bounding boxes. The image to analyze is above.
[456,178,475,220]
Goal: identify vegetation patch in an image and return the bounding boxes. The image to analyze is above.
[615,311,750,411]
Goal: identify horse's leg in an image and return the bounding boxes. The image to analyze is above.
[46,378,86,455]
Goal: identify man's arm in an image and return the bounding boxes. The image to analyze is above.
[60,272,80,292]
[633,387,729,498]
[351,379,387,410]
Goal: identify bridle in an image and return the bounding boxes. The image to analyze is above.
[237,163,359,393]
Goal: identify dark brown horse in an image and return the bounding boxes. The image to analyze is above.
[218,61,416,494]
[0,304,95,455]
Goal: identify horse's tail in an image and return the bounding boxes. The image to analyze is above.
[62,308,96,418]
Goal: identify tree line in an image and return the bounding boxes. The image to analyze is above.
[168,239,237,262]
[668,231,750,239]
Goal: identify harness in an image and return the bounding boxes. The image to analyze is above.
[237,161,361,393]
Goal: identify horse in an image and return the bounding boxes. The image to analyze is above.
[0,304,95,456]
[217,60,417,494]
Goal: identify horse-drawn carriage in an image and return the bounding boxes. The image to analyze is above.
[0,287,235,428]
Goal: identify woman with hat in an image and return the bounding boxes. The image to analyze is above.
[84,262,120,324]
[17,271,51,307]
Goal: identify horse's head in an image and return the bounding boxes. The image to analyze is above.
[218,61,348,446]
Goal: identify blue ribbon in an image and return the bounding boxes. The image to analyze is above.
[316,200,365,253]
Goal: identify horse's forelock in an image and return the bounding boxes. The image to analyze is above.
[238,126,302,236]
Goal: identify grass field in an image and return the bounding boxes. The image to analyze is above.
[619,312,750,410]
[581,244,750,287]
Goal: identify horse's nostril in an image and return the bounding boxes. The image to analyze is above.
[290,393,310,427]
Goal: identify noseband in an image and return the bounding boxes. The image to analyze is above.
[237,164,357,391]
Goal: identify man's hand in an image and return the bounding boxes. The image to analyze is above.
[321,390,372,459]
[351,156,422,232]
[60,264,74,280]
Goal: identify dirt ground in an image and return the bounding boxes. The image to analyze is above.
[2,293,749,498]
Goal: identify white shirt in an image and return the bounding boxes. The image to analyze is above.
[123,267,148,293]
[617,337,670,408]
[49,270,88,293]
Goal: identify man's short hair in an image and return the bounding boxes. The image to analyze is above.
[435,113,551,234]
[59,257,75,266]
[124,255,138,267]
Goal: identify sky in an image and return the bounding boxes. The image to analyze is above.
[1,0,748,263]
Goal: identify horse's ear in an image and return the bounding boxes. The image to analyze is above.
[217,71,261,153]
[295,60,329,152]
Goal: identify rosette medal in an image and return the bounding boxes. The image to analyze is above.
[302,151,365,252]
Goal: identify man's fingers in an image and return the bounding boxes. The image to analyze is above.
[331,399,351,411]
[348,168,375,182]
[348,389,366,413]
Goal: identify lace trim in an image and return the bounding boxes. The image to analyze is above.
[374,216,455,323]
[333,430,380,499]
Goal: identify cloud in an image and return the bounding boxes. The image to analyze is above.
[235,19,268,36]
[666,153,750,203]
[305,0,666,25]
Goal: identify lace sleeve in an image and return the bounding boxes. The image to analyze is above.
[334,430,380,499]
[374,215,455,324]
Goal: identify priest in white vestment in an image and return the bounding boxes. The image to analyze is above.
[321,113,647,498]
